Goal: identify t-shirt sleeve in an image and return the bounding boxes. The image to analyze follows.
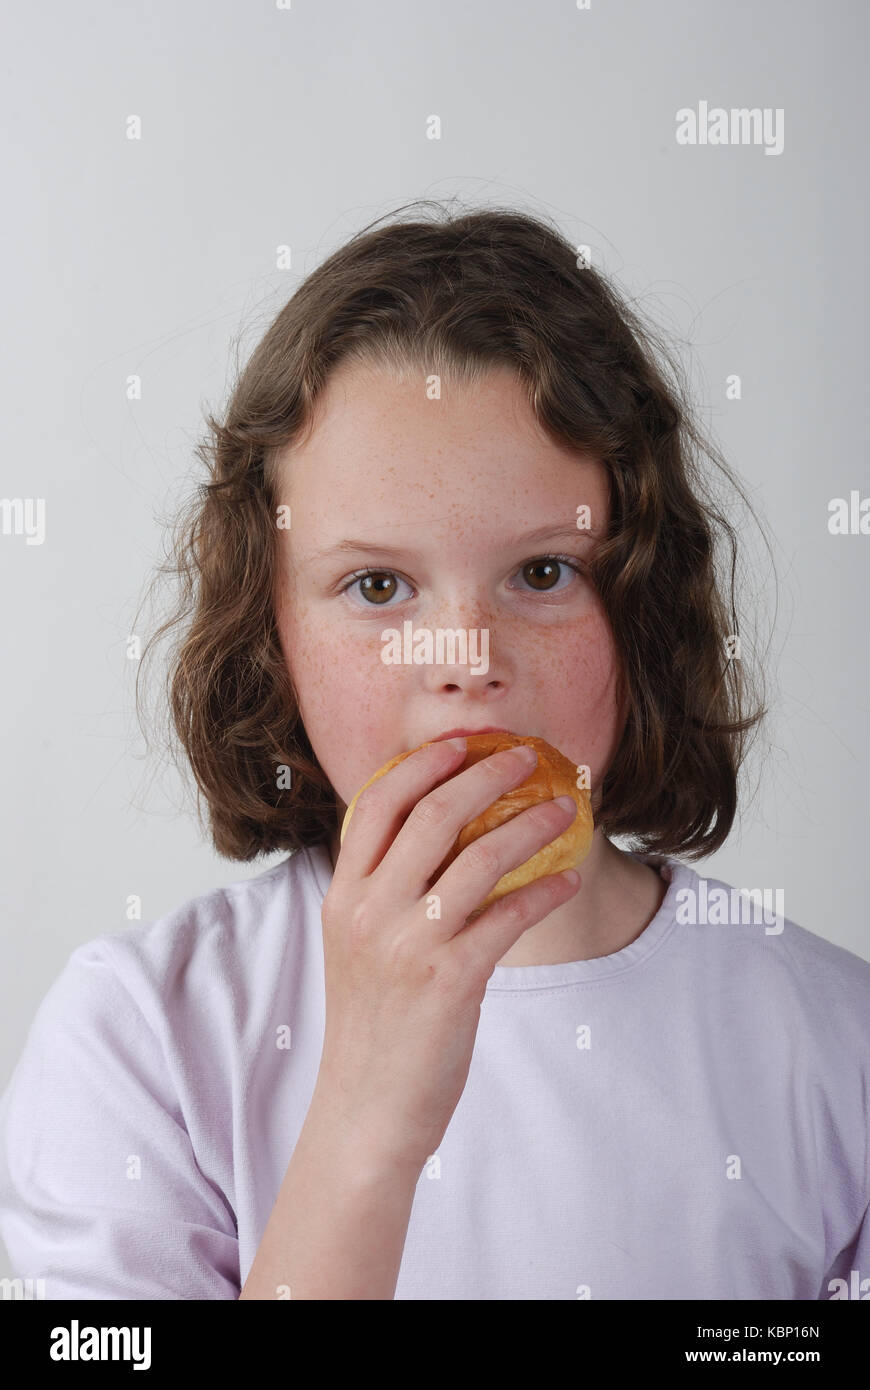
[0,939,240,1300]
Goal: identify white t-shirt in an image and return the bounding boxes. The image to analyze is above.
[1,844,868,1300]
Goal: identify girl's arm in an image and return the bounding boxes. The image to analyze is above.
[239,1081,421,1300]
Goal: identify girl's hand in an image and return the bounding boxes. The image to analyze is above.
[314,737,581,1176]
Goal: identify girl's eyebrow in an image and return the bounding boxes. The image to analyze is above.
[309,521,599,564]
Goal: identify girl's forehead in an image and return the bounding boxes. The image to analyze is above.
[275,394,608,504]
[279,360,583,457]
[271,364,611,546]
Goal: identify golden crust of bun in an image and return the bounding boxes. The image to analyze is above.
[339,732,593,913]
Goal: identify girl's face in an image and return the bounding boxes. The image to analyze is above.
[273,361,629,835]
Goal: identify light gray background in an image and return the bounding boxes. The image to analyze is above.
[1,0,866,1279]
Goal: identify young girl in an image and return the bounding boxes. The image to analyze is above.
[1,204,868,1301]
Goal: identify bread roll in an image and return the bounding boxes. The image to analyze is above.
[339,732,593,912]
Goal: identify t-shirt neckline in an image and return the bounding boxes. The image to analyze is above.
[302,842,684,992]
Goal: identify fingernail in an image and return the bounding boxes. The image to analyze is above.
[444,736,467,751]
[561,869,581,886]
[512,745,537,764]
[553,795,576,814]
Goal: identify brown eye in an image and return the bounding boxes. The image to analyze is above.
[341,570,413,606]
[522,558,562,590]
[339,555,583,609]
[359,572,397,603]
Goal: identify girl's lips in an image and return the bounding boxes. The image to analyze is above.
[431,726,515,741]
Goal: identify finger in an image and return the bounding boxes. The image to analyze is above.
[334,738,470,880]
[424,791,580,941]
[455,868,583,977]
[373,744,542,904]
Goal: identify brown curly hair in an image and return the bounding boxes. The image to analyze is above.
[134,199,770,864]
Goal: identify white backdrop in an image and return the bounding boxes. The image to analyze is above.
[1,0,867,1278]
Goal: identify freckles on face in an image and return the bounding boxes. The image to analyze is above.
[271,362,628,814]
[276,586,625,814]
[274,585,407,809]
[511,604,627,800]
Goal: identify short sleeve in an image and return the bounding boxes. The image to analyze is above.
[0,941,240,1300]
